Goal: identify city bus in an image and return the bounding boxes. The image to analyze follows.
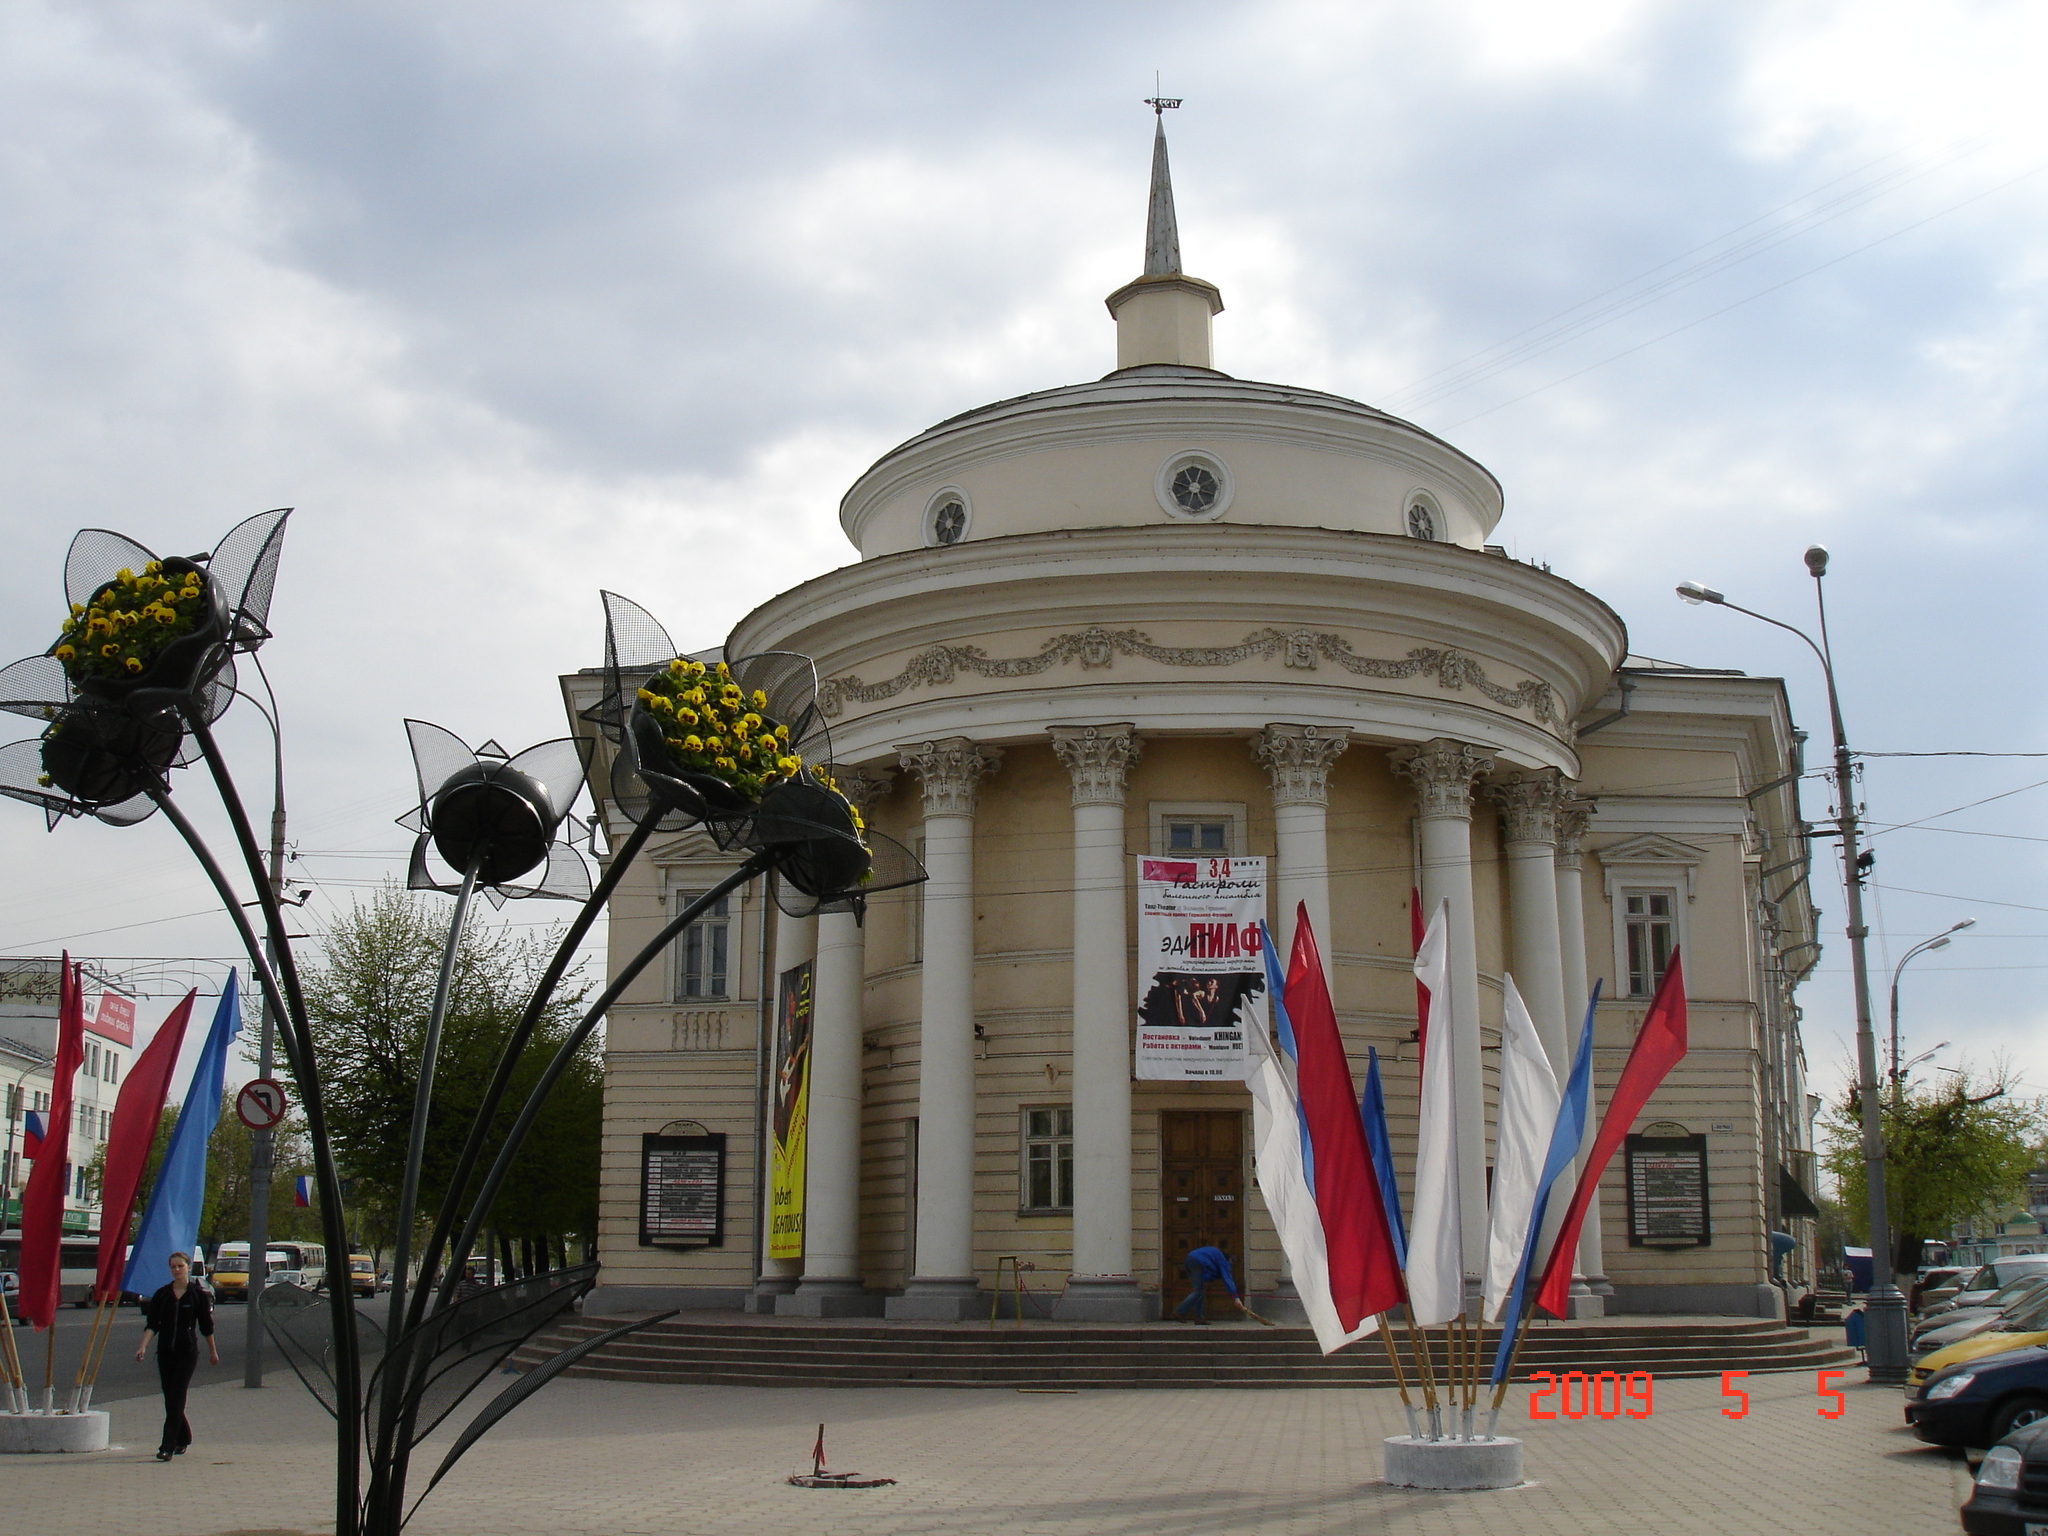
[0,1230,101,1308]
[214,1239,327,1300]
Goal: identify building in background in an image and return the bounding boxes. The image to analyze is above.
[566,121,1823,1323]
[1,957,140,1233]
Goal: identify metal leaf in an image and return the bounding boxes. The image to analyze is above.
[64,528,158,613]
[502,736,593,823]
[206,507,291,652]
[404,720,476,811]
[0,655,70,718]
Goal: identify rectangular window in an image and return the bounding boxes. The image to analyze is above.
[1164,818,1230,855]
[1626,891,1677,997]
[1022,1106,1074,1212]
[100,1110,110,1140]
[674,891,731,1000]
[105,1051,118,1084]
[84,1041,98,1077]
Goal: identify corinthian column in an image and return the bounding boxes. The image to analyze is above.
[1390,738,1494,1278]
[1251,724,1350,947]
[886,737,1001,1321]
[1555,794,1611,1308]
[1047,725,1148,1321]
[786,767,894,1317]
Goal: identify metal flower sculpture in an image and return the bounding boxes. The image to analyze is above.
[396,724,594,907]
[0,510,289,826]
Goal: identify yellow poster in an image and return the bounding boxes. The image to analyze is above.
[768,961,813,1260]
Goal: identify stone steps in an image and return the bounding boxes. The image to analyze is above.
[511,1313,1856,1389]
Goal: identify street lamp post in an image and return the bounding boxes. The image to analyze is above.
[239,654,290,1390]
[1676,546,1910,1385]
[1890,922,1973,1095]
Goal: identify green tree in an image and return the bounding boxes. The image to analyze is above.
[301,884,598,1277]
[86,1100,322,1260]
[1823,1061,2044,1267]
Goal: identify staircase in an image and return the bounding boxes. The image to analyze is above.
[511,1312,1856,1390]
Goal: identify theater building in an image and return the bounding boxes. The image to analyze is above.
[564,122,1822,1325]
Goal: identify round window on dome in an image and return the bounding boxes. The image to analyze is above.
[1406,501,1438,541]
[1154,451,1233,522]
[923,487,972,547]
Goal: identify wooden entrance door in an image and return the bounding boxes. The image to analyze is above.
[1160,1110,1244,1312]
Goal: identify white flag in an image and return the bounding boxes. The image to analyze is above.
[1405,898,1463,1326]
[1483,974,1560,1321]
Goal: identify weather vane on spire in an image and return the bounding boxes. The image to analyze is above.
[1144,72,1181,117]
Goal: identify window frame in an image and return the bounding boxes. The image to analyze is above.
[1599,836,1703,1000]
[669,882,736,1002]
[1019,1104,1075,1215]
[1622,888,1680,999]
[1149,801,1246,858]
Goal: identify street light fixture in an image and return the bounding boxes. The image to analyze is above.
[1891,921,1974,1092]
[1676,545,1913,1385]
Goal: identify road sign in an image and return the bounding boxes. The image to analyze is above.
[236,1077,289,1130]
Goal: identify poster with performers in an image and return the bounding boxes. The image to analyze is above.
[1134,855,1268,1081]
[768,960,814,1260]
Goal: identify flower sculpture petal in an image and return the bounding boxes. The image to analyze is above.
[0,511,294,830]
[399,723,595,910]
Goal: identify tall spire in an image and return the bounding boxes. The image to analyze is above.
[1144,114,1181,276]
[1107,93,1223,373]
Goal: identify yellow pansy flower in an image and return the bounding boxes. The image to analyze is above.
[682,735,705,753]
[53,644,75,661]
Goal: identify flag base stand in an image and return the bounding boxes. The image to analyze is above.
[1382,1435,1523,1491]
[0,1410,110,1454]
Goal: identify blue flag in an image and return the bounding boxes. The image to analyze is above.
[1490,978,1601,1386]
[1257,922,1313,1188]
[122,972,242,1296]
[1361,1047,1407,1270]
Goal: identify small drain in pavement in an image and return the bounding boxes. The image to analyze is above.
[787,1423,896,1490]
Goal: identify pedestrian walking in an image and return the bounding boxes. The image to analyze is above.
[1172,1245,1248,1324]
[134,1251,217,1461]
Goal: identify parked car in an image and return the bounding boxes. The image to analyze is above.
[1913,1265,1969,1311]
[1928,1257,2048,1321]
[1914,1274,2048,1349]
[1907,1343,2048,1448]
[1914,1293,2048,1388]
[1956,1378,2048,1530]
[263,1269,308,1292]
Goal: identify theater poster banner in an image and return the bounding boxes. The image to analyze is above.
[1134,855,1268,1081]
[768,961,814,1260]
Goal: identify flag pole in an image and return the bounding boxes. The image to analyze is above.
[1375,1314,1420,1439]
[0,1281,26,1413]
[43,1310,56,1413]
[1486,1292,1543,1438]
[69,1295,112,1412]
[80,1290,122,1410]
[1402,1306,1441,1439]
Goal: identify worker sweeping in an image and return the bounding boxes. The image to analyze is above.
[1171,1245,1250,1324]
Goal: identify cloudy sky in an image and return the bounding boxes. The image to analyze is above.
[1,1,2043,1125]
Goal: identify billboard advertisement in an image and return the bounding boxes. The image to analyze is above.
[1134,855,1268,1081]
[768,961,814,1260]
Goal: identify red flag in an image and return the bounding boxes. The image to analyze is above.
[91,990,197,1302]
[18,956,86,1329]
[1533,952,1689,1318]
[1285,905,1407,1329]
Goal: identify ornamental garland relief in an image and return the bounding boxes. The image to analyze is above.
[816,625,1558,726]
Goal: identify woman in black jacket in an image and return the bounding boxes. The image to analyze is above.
[134,1251,218,1461]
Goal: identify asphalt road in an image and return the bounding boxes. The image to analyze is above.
[7,1295,386,1406]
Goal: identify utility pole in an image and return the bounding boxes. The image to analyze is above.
[244,679,288,1389]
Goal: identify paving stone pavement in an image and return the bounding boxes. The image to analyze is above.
[6,1367,1970,1535]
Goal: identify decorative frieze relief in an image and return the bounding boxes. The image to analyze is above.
[1389,738,1494,821]
[1048,724,1142,807]
[1251,723,1351,807]
[818,625,1556,724]
[897,736,1003,818]
[1555,795,1597,871]
[1487,768,1569,846]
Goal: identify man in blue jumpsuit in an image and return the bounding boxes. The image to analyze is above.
[1173,1245,1245,1324]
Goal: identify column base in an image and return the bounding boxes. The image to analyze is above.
[1587,1273,1615,1298]
[1256,1276,1309,1326]
[1052,1276,1155,1323]
[885,1277,984,1321]
[748,1275,799,1314]
[1566,1293,1606,1319]
[779,1278,886,1318]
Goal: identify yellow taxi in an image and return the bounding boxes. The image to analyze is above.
[1910,1300,2048,1388]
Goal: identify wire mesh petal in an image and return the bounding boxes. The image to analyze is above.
[195,651,238,725]
[404,720,477,811]
[529,840,592,901]
[260,1280,385,1420]
[0,655,71,718]
[502,737,593,823]
[582,591,678,746]
[371,1264,598,1448]
[770,824,927,918]
[206,507,291,652]
[93,791,160,826]
[0,737,79,820]
[728,651,829,763]
[64,528,159,612]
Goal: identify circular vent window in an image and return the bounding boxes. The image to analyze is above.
[923,488,971,547]
[1154,451,1232,521]
[1407,502,1437,541]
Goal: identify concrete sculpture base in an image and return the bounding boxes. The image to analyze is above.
[1382,1434,1524,1491]
[0,1411,111,1454]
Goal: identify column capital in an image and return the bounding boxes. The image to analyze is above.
[831,765,896,818]
[1048,724,1142,807]
[1251,723,1351,807]
[897,737,1002,818]
[1486,767,1569,846]
[1389,738,1493,821]
[1555,794,1597,870]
